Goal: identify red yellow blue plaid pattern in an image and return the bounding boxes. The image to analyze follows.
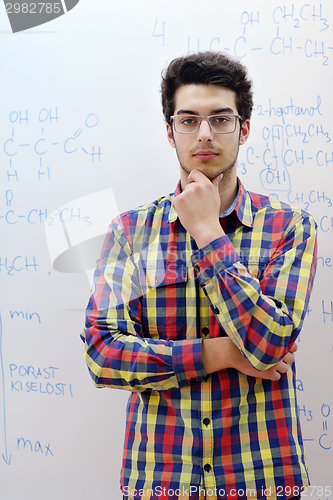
[82,179,317,500]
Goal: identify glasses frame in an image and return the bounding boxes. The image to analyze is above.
[170,113,243,135]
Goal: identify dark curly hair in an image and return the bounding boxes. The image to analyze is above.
[161,51,253,126]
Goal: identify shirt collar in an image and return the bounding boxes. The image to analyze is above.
[169,177,254,228]
[168,182,182,223]
[233,178,255,228]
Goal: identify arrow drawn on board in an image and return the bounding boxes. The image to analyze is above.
[0,313,11,465]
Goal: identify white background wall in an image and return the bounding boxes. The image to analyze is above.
[0,1,332,499]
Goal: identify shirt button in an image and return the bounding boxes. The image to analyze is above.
[204,463,211,472]
[194,265,200,273]
[203,418,210,426]
[202,327,209,336]
[213,306,220,315]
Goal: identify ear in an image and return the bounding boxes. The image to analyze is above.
[239,119,250,145]
[166,123,176,148]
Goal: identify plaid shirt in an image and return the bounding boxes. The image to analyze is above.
[82,179,317,500]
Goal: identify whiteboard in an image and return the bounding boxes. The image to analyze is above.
[1,1,332,499]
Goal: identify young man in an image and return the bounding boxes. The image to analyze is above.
[82,52,317,500]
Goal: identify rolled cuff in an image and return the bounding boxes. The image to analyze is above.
[172,338,206,388]
[191,235,239,284]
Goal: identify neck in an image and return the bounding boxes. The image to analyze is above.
[217,170,238,214]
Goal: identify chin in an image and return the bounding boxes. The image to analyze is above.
[180,159,235,181]
[198,166,224,179]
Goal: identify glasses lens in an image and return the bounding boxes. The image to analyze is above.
[209,115,237,133]
[174,116,201,133]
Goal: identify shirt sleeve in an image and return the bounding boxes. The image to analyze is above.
[81,216,206,392]
[191,212,317,371]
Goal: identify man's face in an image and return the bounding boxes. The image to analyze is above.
[166,84,250,187]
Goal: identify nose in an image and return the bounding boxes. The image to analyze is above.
[197,118,214,142]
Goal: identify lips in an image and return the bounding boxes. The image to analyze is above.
[193,150,219,160]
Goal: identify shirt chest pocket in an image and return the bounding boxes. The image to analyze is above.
[240,255,268,280]
[138,263,188,341]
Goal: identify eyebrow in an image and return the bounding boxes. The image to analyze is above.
[175,107,236,116]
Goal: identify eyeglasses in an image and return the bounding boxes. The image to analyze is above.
[170,114,242,134]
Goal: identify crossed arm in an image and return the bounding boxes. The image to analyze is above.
[172,169,313,382]
[83,171,316,392]
[202,335,298,381]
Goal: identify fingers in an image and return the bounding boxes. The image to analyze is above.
[275,352,295,375]
[289,342,298,353]
[187,169,205,183]
[281,344,297,366]
[271,371,282,381]
[187,169,223,186]
[263,367,281,381]
[282,352,296,365]
[252,344,298,382]
[276,360,289,373]
[211,172,223,187]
